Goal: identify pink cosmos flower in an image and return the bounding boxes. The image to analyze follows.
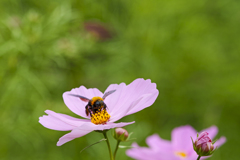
[126,125,226,160]
[39,78,159,146]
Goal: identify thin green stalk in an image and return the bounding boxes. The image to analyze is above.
[113,140,120,159]
[197,155,201,160]
[103,132,114,160]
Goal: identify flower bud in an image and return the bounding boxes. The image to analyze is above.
[113,128,129,142]
[192,132,215,156]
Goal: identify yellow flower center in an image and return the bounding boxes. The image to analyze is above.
[175,151,187,158]
[91,109,110,125]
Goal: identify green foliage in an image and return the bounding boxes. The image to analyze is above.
[0,0,239,159]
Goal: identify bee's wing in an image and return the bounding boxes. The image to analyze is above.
[69,94,90,102]
[102,90,116,100]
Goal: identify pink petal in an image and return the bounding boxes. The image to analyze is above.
[200,126,218,139]
[39,110,89,131]
[39,115,74,131]
[126,143,177,160]
[126,143,160,160]
[107,78,158,122]
[171,125,197,151]
[104,82,128,113]
[146,134,172,152]
[63,86,103,118]
[93,121,135,130]
[214,136,226,148]
[57,121,135,146]
[125,79,158,115]
[187,152,200,160]
[124,90,158,117]
[57,126,93,146]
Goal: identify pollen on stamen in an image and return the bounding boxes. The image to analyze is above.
[91,109,110,125]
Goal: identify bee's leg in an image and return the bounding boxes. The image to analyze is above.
[85,105,89,116]
[93,106,98,114]
[103,103,107,110]
[90,105,94,116]
[85,105,91,116]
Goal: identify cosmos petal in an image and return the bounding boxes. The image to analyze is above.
[214,136,227,148]
[146,134,172,152]
[108,96,144,122]
[126,90,159,116]
[125,79,158,115]
[57,121,135,146]
[93,121,135,130]
[39,110,89,131]
[104,82,127,113]
[76,121,135,131]
[171,125,197,151]
[126,143,178,160]
[63,86,103,118]
[187,152,200,159]
[57,126,93,146]
[126,143,160,160]
[39,115,74,131]
[107,78,158,122]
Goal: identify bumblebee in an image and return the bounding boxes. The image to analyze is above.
[69,90,116,116]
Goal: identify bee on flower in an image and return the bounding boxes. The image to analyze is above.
[39,78,159,146]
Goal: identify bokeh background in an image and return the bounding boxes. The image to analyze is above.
[0,0,239,160]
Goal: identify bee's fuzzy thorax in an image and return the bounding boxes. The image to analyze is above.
[90,97,103,105]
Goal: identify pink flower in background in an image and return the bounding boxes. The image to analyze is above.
[39,78,159,146]
[126,125,226,160]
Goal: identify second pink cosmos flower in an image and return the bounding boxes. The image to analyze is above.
[126,125,226,160]
[39,78,159,146]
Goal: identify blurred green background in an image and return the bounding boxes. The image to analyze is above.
[0,0,239,159]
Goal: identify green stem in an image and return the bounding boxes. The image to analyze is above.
[197,155,201,160]
[103,132,114,160]
[113,140,120,160]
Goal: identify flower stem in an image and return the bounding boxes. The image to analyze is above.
[113,140,120,160]
[197,155,201,160]
[103,131,114,160]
